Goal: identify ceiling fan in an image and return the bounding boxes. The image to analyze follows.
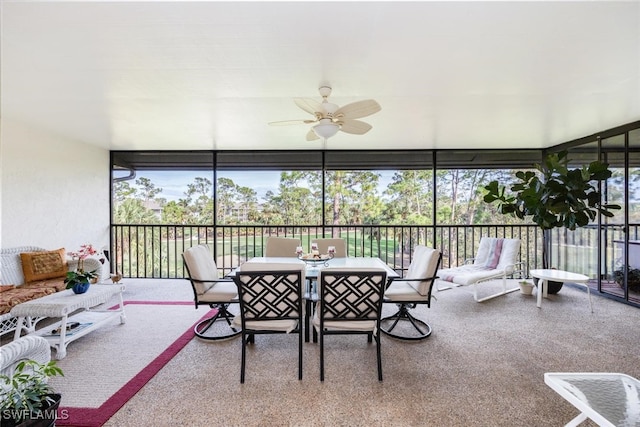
[269,86,381,141]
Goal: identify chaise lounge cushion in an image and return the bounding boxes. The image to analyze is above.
[19,248,67,283]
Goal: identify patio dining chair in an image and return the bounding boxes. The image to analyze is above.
[313,268,387,381]
[435,237,522,302]
[233,262,305,383]
[311,238,347,257]
[381,245,442,340]
[264,236,302,257]
[183,245,240,341]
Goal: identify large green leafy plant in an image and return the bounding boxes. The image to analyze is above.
[0,360,63,425]
[483,150,620,266]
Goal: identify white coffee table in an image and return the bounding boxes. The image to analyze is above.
[545,372,640,427]
[530,269,592,312]
[11,284,126,359]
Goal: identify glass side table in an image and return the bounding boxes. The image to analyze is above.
[544,372,640,427]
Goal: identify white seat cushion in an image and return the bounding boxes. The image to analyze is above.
[233,316,298,333]
[384,280,427,301]
[198,280,238,302]
[312,314,376,332]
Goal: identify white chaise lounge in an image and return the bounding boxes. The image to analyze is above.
[436,237,523,302]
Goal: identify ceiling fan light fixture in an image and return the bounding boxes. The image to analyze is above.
[313,120,340,139]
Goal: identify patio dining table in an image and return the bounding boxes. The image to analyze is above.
[238,257,399,342]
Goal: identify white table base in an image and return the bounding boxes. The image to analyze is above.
[530,269,592,312]
[11,284,126,359]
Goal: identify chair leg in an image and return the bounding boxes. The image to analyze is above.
[380,303,432,340]
[240,333,247,383]
[319,329,325,382]
[304,299,312,342]
[298,328,303,380]
[194,303,241,341]
[376,332,383,382]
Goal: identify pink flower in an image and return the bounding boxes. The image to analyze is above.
[67,244,98,261]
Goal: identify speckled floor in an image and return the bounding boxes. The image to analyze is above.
[14,278,637,426]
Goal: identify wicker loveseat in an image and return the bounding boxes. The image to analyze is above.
[0,246,103,336]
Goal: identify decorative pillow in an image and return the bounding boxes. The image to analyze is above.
[20,248,67,283]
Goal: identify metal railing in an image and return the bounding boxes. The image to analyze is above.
[111,223,544,278]
[110,221,640,303]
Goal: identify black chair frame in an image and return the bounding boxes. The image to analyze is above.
[183,255,241,341]
[380,251,442,341]
[317,270,387,382]
[234,269,303,384]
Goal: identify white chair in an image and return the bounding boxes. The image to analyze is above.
[264,237,301,257]
[381,246,442,340]
[233,262,305,383]
[311,238,347,258]
[313,268,387,381]
[436,237,522,302]
[182,245,240,340]
[0,335,51,377]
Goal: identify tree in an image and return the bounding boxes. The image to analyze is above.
[484,150,621,267]
[136,177,162,202]
[383,170,432,224]
[185,177,213,224]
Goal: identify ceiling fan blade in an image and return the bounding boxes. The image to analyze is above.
[294,98,322,116]
[335,99,381,120]
[339,119,372,135]
[306,128,320,141]
[268,119,317,126]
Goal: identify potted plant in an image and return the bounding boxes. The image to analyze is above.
[613,266,640,292]
[484,150,620,293]
[65,244,99,294]
[0,360,64,427]
[518,280,534,295]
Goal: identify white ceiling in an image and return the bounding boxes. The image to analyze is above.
[2,1,639,152]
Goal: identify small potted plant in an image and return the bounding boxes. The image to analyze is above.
[518,280,534,295]
[65,244,99,294]
[0,360,64,427]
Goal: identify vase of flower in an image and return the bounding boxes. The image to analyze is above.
[64,244,99,294]
[71,282,90,294]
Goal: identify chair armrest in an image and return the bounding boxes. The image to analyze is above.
[509,261,527,277]
[389,275,439,283]
[464,258,475,265]
[184,278,234,283]
[0,336,51,377]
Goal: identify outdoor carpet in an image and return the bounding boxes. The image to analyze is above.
[50,301,216,427]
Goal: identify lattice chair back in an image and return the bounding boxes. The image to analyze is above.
[235,262,305,326]
[318,268,387,322]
